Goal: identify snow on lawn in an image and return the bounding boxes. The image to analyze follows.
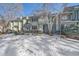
[0,34,79,56]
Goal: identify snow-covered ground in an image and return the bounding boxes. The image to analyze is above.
[0,34,79,56]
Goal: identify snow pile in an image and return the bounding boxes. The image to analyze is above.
[15,35,60,56]
[0,34,79,56]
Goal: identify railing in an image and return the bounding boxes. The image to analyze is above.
[61,21,79,35]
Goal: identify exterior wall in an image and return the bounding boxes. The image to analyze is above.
[9,20,23,32]
[31,15,54,34]
[38,24,43,32]
[18,21,23,31]
[9,22,13,30]
[37,14,54,34]
[23,19,27,25]
[48,22,53,33]
[7,14,60,34]
[38,18,44,32]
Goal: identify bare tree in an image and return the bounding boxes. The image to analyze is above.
[0,3,23,21]
[0,3,24,33]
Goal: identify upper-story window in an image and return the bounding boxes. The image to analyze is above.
[62,16,68,21]
[32,17,38,22]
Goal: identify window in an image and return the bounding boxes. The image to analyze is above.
[32,26,37,29]
[32,17,38,22]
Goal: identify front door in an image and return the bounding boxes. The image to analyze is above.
[43,24,49,34]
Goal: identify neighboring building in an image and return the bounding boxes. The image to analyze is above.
[63,5,79,21]
[60,5,79,34]
[60,5,79,26]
